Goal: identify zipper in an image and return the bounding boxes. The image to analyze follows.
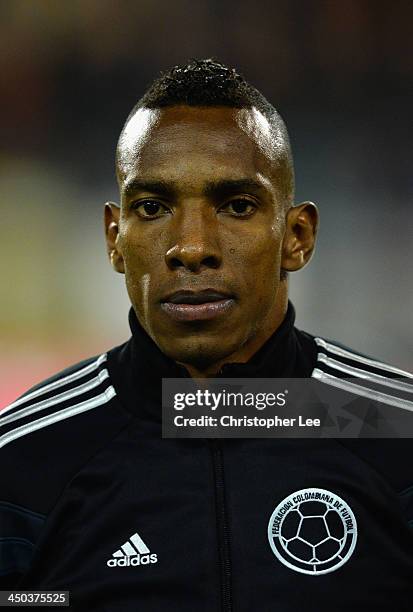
[210,439,232,612]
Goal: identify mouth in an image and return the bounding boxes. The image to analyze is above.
[160,289,236,322]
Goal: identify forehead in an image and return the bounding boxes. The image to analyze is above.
[117,106,280,189]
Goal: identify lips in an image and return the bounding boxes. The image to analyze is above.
[163,289,233,304]
[160,289,235,322]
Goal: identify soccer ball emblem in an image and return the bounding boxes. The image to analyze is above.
[268,488,357,575]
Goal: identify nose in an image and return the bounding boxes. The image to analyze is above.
[165,206,222,272]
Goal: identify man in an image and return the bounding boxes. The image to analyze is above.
[1,59,412,611]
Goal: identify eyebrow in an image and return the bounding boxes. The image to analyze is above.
[122,178,267,199]
[123,179,175,198]
[204,179,266,199]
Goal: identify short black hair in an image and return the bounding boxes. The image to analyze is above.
[118,58,294,204]
[138,58,278,119]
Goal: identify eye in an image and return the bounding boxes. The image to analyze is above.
[220,198,257,217]
[132,200,170,219]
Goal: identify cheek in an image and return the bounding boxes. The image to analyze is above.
[119,226,159,276]
[234,225,283,282]
[118,229,161,314]
[229,226,283,314]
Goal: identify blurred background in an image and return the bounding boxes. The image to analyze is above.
[1,0,412,406]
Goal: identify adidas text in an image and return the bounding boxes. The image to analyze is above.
[107,553,158,567]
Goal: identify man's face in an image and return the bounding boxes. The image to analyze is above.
[110,106,294,371]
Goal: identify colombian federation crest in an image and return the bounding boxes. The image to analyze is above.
[267,488,357,575]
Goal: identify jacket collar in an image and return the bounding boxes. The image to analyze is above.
[109,301,315,419]
[128,300,297,379]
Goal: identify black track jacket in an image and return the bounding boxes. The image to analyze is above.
[1,303,413,611]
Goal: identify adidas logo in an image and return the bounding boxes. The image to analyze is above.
[107,532,158,567]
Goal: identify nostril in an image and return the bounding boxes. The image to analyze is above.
[203,256,220,269]
[169,257,184,269]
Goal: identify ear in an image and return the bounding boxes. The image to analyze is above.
[281,202,319,272]
[104,202,125,274]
